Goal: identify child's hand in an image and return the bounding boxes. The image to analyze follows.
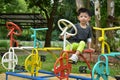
[89,48,95,52]
[59,35,64,39]
[59,34,71,40]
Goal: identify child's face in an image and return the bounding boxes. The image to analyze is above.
[77,12,90,24]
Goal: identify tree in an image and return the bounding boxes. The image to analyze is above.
[75,0,91,10]
[3,0,28,13]
[94,0,101,52]
[25,0,61,47]
[107,0,115,38]
[0,0,28,39]
[0,0,5,12]
[107,0,114,27]
[75,0,84,11]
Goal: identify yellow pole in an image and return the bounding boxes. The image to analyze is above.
[101,30,105,54]
[93,26,120,54]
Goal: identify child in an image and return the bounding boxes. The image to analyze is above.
[60,8,94,64]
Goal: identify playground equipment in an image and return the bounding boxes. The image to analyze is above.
[3,24,62,80]
[92,52,120,80]
[5,70,92,80]
[30,27,48,48]
[92,27,120,80]
[6,22,22,47]
[3,22,62,80]
[54,19,94,80]
[93,27,120,54]
[3,19,93,80]
[2,47,18,71]
[25,47,62,76]
[1,22,33,71]
[1,47,33,72]
[25,48,42,76]
[24,27,62,76]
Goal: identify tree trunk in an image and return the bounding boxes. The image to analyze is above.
[107,0,114,37]
[94,0,101,53]
[106,0,115,51]
[107,0,114,25]
[75,0,85,11]
[44,18,53,47]
[94,16,101,53]
[44,0,58,47]
[86,0,90,9]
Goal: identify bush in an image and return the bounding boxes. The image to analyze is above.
[0,40,9,49]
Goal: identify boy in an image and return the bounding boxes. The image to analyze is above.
[60,8,94,64]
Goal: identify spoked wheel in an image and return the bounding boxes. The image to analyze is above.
[25,49,42,76]
[92,61,108,80]
[54,52,72,80]
[1,52,18,71]
[58,19,77,36]
[6,22,22,36]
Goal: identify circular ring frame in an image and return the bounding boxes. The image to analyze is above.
[6,22,22,36]
[54,52,71,79]
[25,49,42,75]
[2,52,18,70]
[58,19,77,36]
[92,61,108,80]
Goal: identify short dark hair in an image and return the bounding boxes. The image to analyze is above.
[77,8,91,17]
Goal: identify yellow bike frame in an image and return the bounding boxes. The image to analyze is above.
[25,47,62,76]
[93,27,120,54]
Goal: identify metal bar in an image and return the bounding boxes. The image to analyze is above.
[93,27,120,31]
[6,72,48,80]
[39,70,91,80]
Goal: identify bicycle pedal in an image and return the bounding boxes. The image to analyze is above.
[79,66,87,73]
[0,52,5,57]
[15,65,21,70]
[40,55,46,62]
[115,75,120,80]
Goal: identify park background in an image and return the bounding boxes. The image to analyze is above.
[0,0,120,51]
[0,0,120,79]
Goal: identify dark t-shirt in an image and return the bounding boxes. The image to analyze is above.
[68,23,92,43]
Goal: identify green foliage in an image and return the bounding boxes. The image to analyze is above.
[53,0,77,41]
[0,0,5,12]
[55,0,77,23]
[51,29,60,41]
[25,0,57,18]
[108,30,120,51]
[90,16,95,27]
[100,0,107,28]
[16,0,28,12]
[19,29,32,41]
[115,0,120,16]
[2,0,28,13]
[0,40,9,48]
[36,30,47,41]
[0,27,8,39]
[115,30,120,38]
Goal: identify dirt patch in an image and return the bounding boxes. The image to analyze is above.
[0,72,116,80]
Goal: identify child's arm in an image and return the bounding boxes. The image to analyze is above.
[87,38,92,48]
[87,38,95,51]
[87,42,92,49]
[87,42,95,52]
[59,34,71,39]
